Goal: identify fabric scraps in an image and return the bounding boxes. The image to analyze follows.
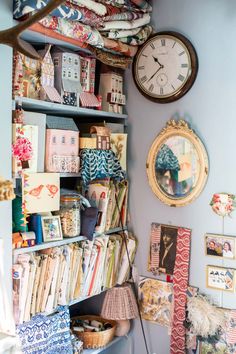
[89,47,132,68]
[131,0,152,12]
[170,227,191,354]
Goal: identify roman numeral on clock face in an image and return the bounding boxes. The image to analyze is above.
[140,75,147,83]
[181,63,188,68]
[160,87,164,95]
[150,43,155,50]
[178,74,185,82]
[149,84,154,92]
[138,66,145,70]
[161,39,166,46]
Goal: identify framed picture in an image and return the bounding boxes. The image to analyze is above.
[41,216,63,242]
[205,233,235,259]
[206,265,236,292]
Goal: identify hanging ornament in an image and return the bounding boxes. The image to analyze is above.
[210,193,236,217]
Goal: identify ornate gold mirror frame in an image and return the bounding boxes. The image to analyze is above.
[146,120,209,207]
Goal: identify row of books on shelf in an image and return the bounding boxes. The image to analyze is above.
[12,232,137,325]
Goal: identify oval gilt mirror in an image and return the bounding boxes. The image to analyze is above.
[146,120,209,207]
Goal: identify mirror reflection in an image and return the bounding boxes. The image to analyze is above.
[155,136,200,198]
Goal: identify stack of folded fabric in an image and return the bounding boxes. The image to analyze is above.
[13,0,153,68]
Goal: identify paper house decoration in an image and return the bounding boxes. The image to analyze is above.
[80,56,100,108]
[23,111,46,173]
[12,124,38,177]
[99,72,126,114]
[45,116,79,173]
[13,51,41,100]
[90,125,111,150]
[51,47,82,106]
[38,45,62,103]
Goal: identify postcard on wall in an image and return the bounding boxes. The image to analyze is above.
[138,277,173,327]
[149,223,178,276]
[22,172,60,213]
[205,233,236,259]
[206,265,236,292]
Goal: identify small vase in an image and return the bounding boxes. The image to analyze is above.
[21,160,29,169]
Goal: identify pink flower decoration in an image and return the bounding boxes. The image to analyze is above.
[12,137,33,162]
[210,193,236,217]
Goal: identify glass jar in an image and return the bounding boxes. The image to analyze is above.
[59,195,81,237]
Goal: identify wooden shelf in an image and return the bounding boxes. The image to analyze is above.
[13,97,128,120]
[83,337,123,354]
[13,227,127,255]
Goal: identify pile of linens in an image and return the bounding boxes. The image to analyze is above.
[13,0,153,68]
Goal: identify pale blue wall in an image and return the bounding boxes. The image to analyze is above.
[0,0,13,296]
[126,1,236,353]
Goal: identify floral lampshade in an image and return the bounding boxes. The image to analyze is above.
[101,283,138,321]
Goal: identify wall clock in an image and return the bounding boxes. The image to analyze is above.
[132,31,198,103]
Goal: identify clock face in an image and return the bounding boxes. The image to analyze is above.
[133,32,198,103]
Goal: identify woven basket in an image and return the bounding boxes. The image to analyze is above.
[71,315,116,349]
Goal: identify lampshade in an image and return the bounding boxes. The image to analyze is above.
[101,283,139,320]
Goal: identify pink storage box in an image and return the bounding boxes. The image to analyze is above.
[45,129,79,172]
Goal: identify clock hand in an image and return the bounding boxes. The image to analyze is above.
[147,65,164,83]
[152,55,163,67]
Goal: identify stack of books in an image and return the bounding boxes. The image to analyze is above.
[12,232,137,324]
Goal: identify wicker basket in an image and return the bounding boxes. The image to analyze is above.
[71,315,116,349]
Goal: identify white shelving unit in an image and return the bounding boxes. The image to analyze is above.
[12,29,129,354]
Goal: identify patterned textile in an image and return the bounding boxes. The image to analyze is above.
[16,306,73,354]
[149,223,161,274]
[103,36,138,56]
[100,13,151,31]
[226,310,236,347]
[119,25,152,45]
[131,0,152,12]
[13,0,83,20]
[80,149,125,185]
[156,144,180,172]
[66,2,103,27]
[89,47,132,68]
[70,0,107,16]
[103,11,145,22]
[103,27,140,39]
[80,92,100,107]
[40,16,104,48]
[170,228,191,354]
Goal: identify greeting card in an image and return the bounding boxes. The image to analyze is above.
[22,173,60,214]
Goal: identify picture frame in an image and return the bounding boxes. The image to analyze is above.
[205,233,236,259]
[41,215,63,242]
[206,265,236,292]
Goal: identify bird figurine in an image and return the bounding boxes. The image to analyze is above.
[46,184,59,198]
[29,184,44,198]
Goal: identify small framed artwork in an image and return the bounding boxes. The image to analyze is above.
[41,216,63,242]
[206,265,236,292]
[205,233,235,259]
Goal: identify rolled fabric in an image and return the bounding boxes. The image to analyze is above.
[103,28,141,39]
[103,36,138,57]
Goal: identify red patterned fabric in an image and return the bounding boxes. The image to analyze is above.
[170,227,191,354]
[226,310,236,345]
[150,223,161,274]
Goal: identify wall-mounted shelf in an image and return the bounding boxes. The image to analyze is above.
[13,97,128,120]
[13,226,127,255]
